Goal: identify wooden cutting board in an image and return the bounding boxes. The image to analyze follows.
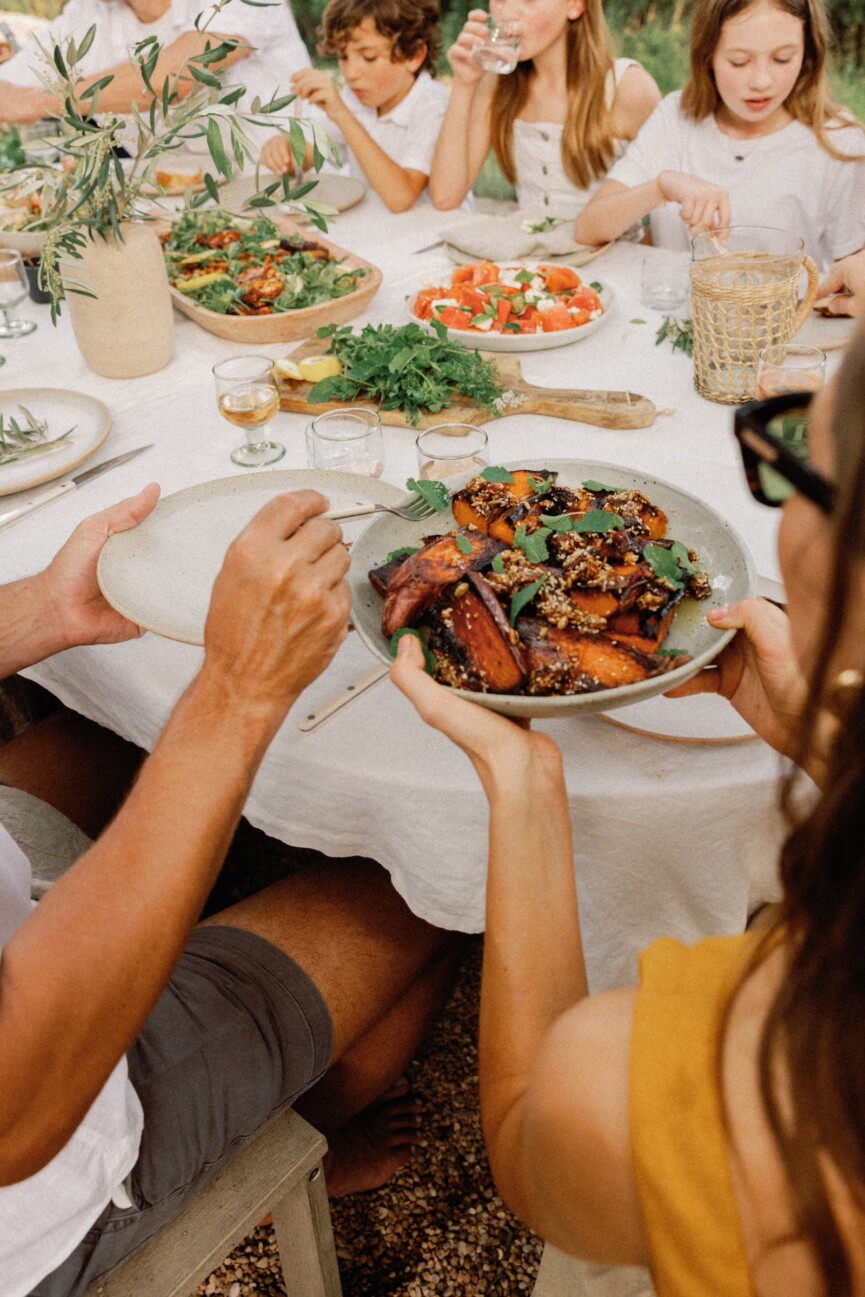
[277,337,656,430]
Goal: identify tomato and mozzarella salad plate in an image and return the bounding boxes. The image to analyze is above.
[409,260,614,352]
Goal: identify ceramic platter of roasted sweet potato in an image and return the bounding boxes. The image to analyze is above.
[348,458,756,718]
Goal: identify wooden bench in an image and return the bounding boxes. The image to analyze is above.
[84,1106,342,1297]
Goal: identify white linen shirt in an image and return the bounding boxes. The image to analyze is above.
[1,0,311,145]
[0,825,144,1297]
[332,70,448,207]
[606,90,865,271]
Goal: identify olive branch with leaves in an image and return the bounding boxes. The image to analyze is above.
[27,0,338,318]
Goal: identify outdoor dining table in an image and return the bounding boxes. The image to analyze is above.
[2,192,823,1297]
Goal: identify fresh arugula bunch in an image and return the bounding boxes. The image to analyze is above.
[308,321,505,426]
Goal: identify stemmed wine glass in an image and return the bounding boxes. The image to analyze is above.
[0,250,37,339]
[213,355,285,467]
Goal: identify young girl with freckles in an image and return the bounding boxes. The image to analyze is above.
[428,0,660,224]
[574,0,865,271]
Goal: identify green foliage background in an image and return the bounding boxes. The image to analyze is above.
[5,0,864,119]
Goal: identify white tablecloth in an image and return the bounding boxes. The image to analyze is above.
[0,199,811,994]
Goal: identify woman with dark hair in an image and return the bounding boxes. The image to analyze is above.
[390,321,865,1292]
[574,0,865,270]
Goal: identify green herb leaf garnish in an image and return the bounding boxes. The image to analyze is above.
[388,628,436,675]
[480,466,516,484]
[539,513,575,533]
[455,534,474,555]
[405,477,450,513]
[491,553,506,574]
[669,540,699,576]
[629,318,646,325]
[570,510,625,534]
[527,474,555,495]
[590,281,603,292]
[582,480,617,492]
[509,578,547,626]
[386,546,420,562]
[657,647,689,657]
[514,524,551,564]
[644,544,685,589]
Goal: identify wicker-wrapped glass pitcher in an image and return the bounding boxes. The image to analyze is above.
[690,227,819,404]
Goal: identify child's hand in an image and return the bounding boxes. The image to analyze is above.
[447,8,492,86]
[261,134,296,175]
[658,171,731,235]
[291,68,345,122]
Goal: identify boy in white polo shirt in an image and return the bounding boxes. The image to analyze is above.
[261,0,445,212]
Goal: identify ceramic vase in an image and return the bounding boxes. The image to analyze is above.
[62,222,174,378]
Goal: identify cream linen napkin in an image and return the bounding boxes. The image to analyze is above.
[439,211,600,262]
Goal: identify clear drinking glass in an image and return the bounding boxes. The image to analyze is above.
[0,250,37,338]
[213,355,285,468]
[306,408,384,476]
[416,424,489,481]
[472,15,521,74]
[755,344,826,400]
[640,250,690,312]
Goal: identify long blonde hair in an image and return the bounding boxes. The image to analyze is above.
[681,0,864,162]
[489,0,617,190]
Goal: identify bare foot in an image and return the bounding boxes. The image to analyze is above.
[323,1078,422,1197]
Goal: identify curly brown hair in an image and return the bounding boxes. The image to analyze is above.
[318,0,441,75]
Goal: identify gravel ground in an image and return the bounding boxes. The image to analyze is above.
[195,941,543,1297]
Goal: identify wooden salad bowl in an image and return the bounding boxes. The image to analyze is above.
[167,227,382,344]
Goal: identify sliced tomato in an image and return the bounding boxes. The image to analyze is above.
[538,265,582,293]
[540,304,576,332]
[451,265,476,286]
[569,308,591,327]
[413,287,441,319]
[436,305,473,330]
[495,297,513,324]
[469,261,500,286]
[566,288,602,312]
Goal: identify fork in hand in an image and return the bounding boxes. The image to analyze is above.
[322,496,442,523]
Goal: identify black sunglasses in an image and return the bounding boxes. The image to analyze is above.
[734,392,835,514]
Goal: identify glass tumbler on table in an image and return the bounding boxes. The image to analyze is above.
[213,355,285,468]
[0,249,37,338]
[306,408,384,477]
[416,424,489,481]
[472,15,521,73]
[755,344,826,400]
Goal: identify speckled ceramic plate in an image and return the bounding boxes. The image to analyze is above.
[0,389,111,496]
[97,470,403,645]
[348,458,757,719]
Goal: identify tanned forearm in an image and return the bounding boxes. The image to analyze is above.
[0,663,287,1184]
[0,576,78,678]
[574,178,665,246]
[328,105,426,212]
[428,80,490,210]
[477,738,587,1223]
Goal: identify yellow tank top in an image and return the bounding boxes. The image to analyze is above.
[630,934,761,1297]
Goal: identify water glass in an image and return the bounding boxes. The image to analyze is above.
[756,344,826,400]
[213,355,284,468]
[416,424,489,481]
[306,408,384,477]
[0,249,37,338]
[472,16,521,74]
[640,251,690,312]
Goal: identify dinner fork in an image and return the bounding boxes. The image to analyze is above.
[322,497,441,523]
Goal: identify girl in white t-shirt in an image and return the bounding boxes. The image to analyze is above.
[574,0,865,270]
[427,0,660,221]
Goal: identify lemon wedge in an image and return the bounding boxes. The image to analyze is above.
[274,358,303,382]
[298,355,343,383]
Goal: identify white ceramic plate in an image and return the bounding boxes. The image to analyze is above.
[349,458,756,719]
[792,308,856,353]
[445,239,611,268]
[0,389,112,497]
[408,272,613,353]
[97,470,404,645]
[222,172,366,215]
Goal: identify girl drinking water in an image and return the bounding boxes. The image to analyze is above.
[574,0,865,270]
[428,0,660,221]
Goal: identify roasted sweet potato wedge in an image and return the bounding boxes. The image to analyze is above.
[428,572,527,694]
[381,530,506,639]
[368,552,415,597]
[518,618,678,694]
[606,598,682,654]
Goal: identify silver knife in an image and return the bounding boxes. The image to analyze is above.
[298,664,389,733]
[0,445,154,531]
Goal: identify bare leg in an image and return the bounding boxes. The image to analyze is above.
[202,862,465,1195]
[0,707,144,839]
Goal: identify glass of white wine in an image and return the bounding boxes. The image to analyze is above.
[416,424,489,481]
[213,355,284,468]
[0,249,37,339]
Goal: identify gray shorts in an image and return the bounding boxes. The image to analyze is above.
[26,923,334,1297]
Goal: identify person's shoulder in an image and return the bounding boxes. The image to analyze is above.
[410,71,449,109]
[822,112,865,158]
[613,61,661,138]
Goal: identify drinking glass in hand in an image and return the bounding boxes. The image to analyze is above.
[472,16,521,74]
[416,424,489,481]
[756,344,826,400]
[213,355,285,467]
[0,250,37,338]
